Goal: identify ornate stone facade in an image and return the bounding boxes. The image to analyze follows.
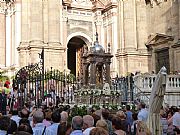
[0,0,180,76]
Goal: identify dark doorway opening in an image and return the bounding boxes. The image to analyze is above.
[67,37,85,77]
[156,48,170,74]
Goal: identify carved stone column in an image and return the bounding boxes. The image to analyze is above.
[82,63,87,85]
[48,0,60,45]
[136,0,147,50]
[0,13,6,66]
[14,0,21,67]
[123,0,137,51]
[5,14,12,67]
[21,0,29,43]
[90,62,96,87]
[19,0,29,66]
[30,0,43,42]
[5,1,15,67]
[105,63,111,84]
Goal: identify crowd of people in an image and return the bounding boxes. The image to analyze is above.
[0,100,179,135]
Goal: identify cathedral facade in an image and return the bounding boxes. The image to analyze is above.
[0,0,180,77]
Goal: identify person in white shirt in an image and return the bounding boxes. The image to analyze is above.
[10,110,21,126]
[83,115,95,135]
[173,107,180,134]
[46,109,61,135]
[70,116,83,135]
[32,110,47,135]
[137,102,148,122]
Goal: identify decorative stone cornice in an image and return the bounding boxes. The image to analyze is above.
[145,33,174,47]
[0,0,16,16]
[104,1,117,12]
[91,0,117,13]
[147,0,167,7]
[63,0,72,6]
[90,0,104,12]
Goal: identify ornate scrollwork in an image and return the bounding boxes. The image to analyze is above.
[0,0,15,16]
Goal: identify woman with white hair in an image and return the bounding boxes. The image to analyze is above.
[116,111,128,133]
[83,115,95,135]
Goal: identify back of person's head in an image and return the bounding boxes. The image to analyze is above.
[94,110,102,117]
[19,118,30,125]
[33,110,44,124]
[72,116,83,130]
[51,109,61,123]
[0,116,11,131]
[20,109,29,119]
[57,121,71,135]
[101,109,110,120]
[96,120,108,132]
[132,113,138,121]
[116,110,126,119]
[137,121,151,135]
[64,105,70,112]
[111,116,122,130]
[90,127,108,135]
[91,113,100,126]
[7,119,17,134]
[18,123,33,134]
[83,115,94,128]
[45,110,52,121]
[61,111,68,123]
[140,102,146,109]
[126,105,131,111]
[12,110,19,116]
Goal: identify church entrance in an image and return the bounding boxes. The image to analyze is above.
[67,37,86,77]
[156,48,170,74]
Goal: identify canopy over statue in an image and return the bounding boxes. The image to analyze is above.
[147,66,167,135]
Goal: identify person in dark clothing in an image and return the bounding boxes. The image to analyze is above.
[0,89,7,115]
[91,113,101,127]
[0,116,11,134]
[7,119,17,134]
[102,109,113,135]
[18,123,33,134]
[19,118,30,125]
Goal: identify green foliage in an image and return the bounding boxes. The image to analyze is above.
[92,104,100,110]
[68,105,88,122]
[0,70,9,81]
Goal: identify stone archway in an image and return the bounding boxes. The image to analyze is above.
[67,36,91,77]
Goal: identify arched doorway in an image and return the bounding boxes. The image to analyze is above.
[67,37,86,77]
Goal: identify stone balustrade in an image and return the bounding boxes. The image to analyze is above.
[134,74,180,106]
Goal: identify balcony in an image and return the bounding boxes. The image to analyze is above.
[134,74,180,106]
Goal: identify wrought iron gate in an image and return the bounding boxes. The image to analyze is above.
[111,74,134,103]
[13,63,76,110]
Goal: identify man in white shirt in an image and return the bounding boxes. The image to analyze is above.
[137,102,148,122]
[32,110,48,135]
[46,109,61,135]
[83,115,95,135]
[70,116,83,135]
[173,107,180,134]
[10,110,21,126]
